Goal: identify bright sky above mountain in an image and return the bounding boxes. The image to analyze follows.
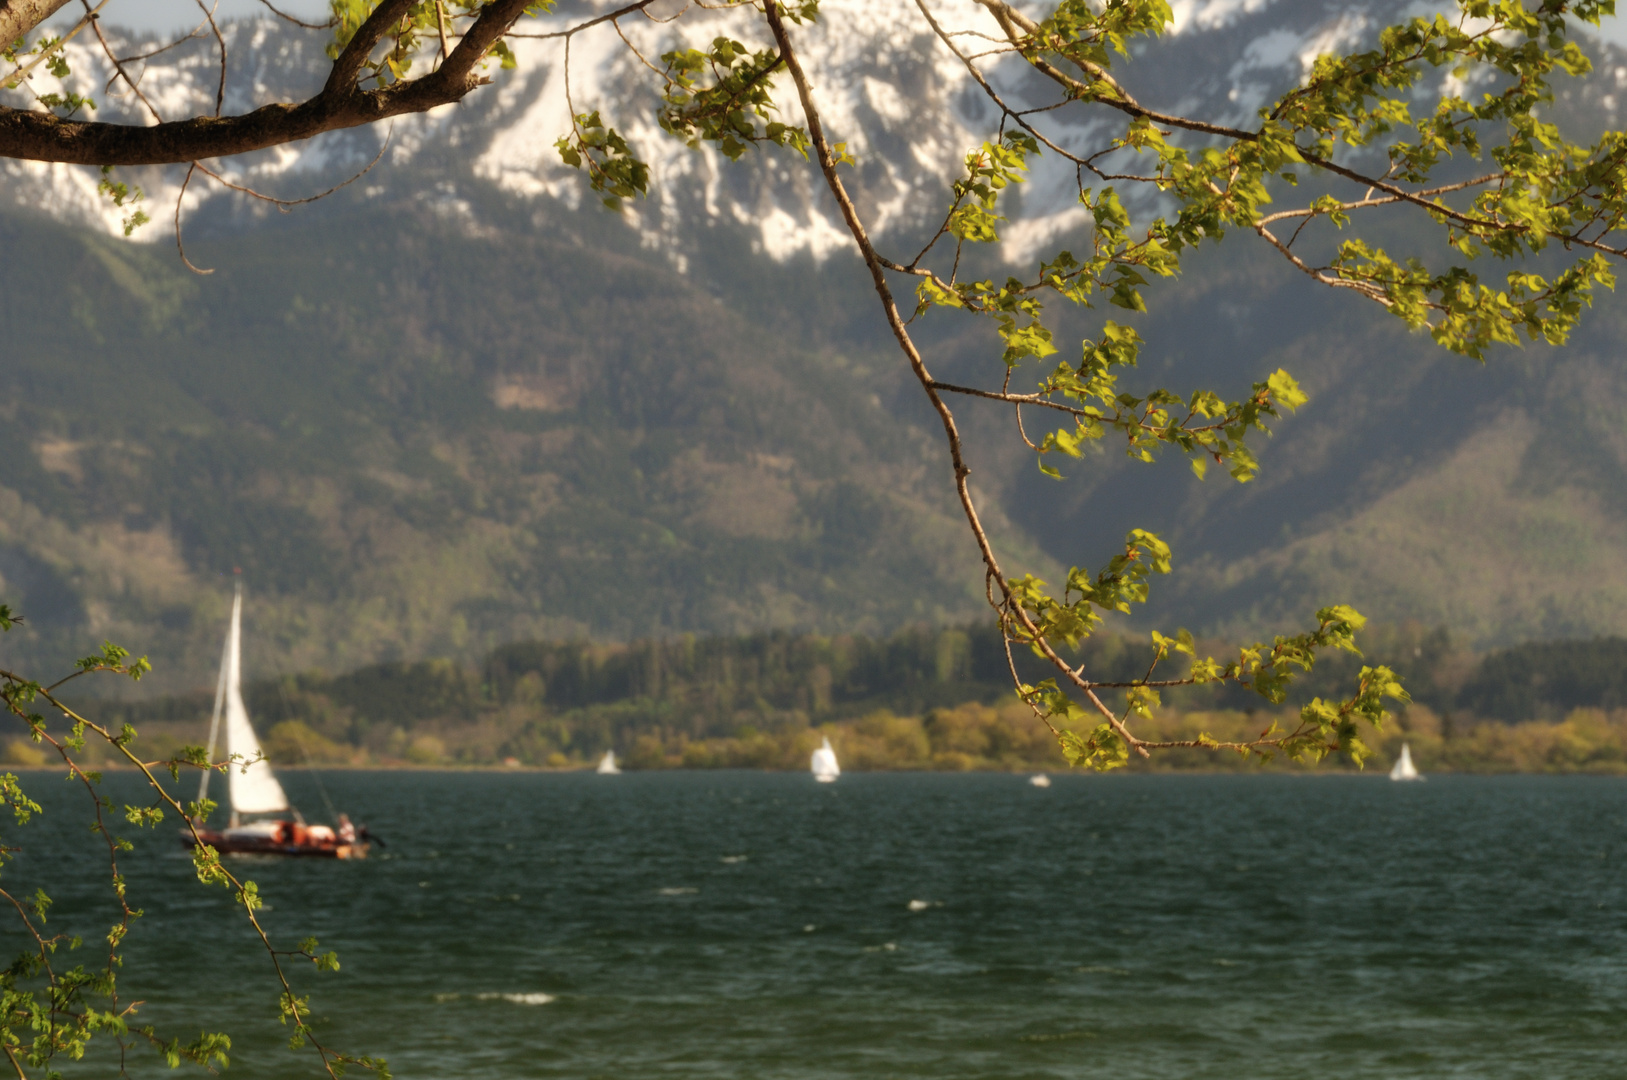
[103,0,1627,51]
[133,0,325,29]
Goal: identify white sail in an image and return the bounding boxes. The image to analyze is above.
[811,737,840,783]
[596,750,621,775]
[223,587,289,815]
[1389,742,1423,782]
[1029,774,1052,788]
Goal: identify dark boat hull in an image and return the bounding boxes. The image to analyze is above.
[180,828,369,859]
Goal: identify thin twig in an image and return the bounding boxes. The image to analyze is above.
[191,127,392,210]
[762,0,1141,754]
[1,0,113,91]
[193,0,227,117]
[174,163,214,275]
[255,0,336,30]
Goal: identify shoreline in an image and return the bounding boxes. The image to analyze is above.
[13,762,1627,777]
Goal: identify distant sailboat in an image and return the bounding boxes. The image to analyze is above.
[1389,742,1423,782]
[181,585,371,858]
[596,750,621,775]
[810,737,840,783]
[1029,774,1052,788]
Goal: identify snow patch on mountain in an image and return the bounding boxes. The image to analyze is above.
[2,0,1620,266]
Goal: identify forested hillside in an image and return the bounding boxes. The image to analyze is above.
[0,206,1046,691]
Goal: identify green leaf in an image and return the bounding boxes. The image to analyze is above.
[1266,369,1308,411]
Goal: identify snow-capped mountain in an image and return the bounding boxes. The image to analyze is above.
[13,0,1618,263]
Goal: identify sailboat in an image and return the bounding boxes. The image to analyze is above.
[810,737,840,783]
[180,585,370,858]
[1389,742,1424,782]
[596,750,621,774]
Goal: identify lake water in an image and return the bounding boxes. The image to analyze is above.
[10,770,1627,1078]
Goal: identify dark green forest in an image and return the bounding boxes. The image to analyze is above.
[34,622,1625,772]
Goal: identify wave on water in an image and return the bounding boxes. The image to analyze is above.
[658,887,698,895]
[479,992,556,1006]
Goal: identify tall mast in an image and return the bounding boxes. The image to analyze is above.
[196,604,232,813]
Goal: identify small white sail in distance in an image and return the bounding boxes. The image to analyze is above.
[811,737,840,783]
[1389,742,1423,782]
[222,586,290,816]
[596,750,621,775]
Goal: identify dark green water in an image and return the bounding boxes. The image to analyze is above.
[10,771,1627,1078]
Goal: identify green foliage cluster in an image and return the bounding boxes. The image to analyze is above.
[657,35,806,161]
[846,0,1627,770]
[966,0,1626,356]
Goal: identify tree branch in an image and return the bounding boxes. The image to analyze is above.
[763,0,1143,755]
[972,0,1517,235]
[0,0,539,165]
[322,0,417,96]
[0,0,73,49]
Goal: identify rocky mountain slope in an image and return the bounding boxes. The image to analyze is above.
[5,1,1627,693]
[0,204,1050,691]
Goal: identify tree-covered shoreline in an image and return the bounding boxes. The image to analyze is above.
[32,623,1627,775]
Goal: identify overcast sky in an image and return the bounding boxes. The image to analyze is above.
[109,0,329,31]
[66,1,1627,55]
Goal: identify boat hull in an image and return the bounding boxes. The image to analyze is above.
[180,829,369,859]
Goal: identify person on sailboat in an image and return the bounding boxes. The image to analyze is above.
[337,813,357,845]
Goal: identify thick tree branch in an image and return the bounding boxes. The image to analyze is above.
[323,0,418,95]
[0,0,537,165]
[0,0,72,48]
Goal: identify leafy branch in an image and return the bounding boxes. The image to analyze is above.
[0,615,387,1079]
